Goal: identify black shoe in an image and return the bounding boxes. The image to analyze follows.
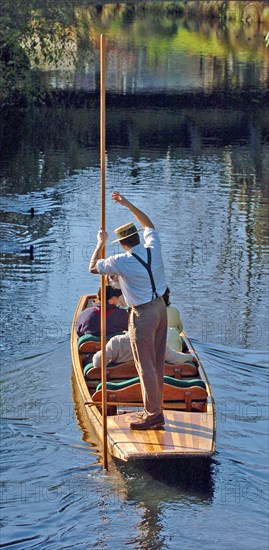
[130,413,165,430]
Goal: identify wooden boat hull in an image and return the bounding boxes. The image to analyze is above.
[71,294,216,462]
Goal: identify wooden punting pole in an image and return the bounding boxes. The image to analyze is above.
[100,34,108,470]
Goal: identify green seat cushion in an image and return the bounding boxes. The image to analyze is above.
[182,360,197,368]
[78,334,102,349]
[96,377,140,392]
[84,362,94,376]
[96,376,206,392]
[163,376,206,389]
[84,361,125,377]
[78,332,124,349]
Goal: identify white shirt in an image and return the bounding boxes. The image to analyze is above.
[96,228,167,306]
[167,305,183,332]
[92,332,194,369]
[167,327,183,352]
[166,305,183,351]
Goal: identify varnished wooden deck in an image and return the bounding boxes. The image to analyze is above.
[106,408,214,460]
[71,294,216,462]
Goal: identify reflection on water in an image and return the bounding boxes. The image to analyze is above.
[0,7,268,550]
[107,459,215,550]
[1,111,268,353]
[69,340,268,549]
[39,6,269,96]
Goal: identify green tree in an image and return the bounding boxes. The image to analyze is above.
[0,0,76,106]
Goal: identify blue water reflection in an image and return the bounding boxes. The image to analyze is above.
[1,7,268,550]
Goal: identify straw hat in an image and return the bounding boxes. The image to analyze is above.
[111,222,143,243]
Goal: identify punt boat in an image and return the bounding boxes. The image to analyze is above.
[71,293,216,462]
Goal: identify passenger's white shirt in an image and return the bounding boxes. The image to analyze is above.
[96,228,167,306]
[92,333,194,369]
[167,327,183,352]
[167,305,183,333]
[166,305,183,351]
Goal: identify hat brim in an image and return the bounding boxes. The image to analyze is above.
[111,227,143,243]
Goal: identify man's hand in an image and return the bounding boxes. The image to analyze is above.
[97,228,108,245]
[112,192,130,208]
[89,228,108,273]
[112,191,154,229]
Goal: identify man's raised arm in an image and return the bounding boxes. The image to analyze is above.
[112,192,154,229]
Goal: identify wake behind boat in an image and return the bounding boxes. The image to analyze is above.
[71,293,216,462]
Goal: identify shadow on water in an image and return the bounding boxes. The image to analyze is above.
[116,455,216,500]
[106,457,217,550]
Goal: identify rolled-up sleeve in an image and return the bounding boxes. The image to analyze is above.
[96,255,119,275]
[143,227,160,247]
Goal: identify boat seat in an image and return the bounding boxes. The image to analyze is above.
[77,333,123,354]
[92,376,208,412]
[164,361,198,379]
[84,361,138,389]
[95,376,206,392]
[84,360,198,389]
[77,334,103,354]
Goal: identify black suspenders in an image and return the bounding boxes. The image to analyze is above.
[131,248,159,301]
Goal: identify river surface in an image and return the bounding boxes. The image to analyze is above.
[1,5,269,550]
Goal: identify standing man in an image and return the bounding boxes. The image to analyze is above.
[89,192,168,430]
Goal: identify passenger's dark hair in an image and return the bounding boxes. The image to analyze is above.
[163,287,171,307]
[120,232,140,248]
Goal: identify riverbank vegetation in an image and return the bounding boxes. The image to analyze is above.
[130,1,269,21]
[1,1,268,107]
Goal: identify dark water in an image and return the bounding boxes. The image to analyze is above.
[1,7,269,550]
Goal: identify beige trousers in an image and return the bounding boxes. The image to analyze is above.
[129,296,167,418]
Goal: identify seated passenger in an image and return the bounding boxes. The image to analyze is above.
[167,327,183,352]
[76,285,128,337]
[92,332,195,369]
[105,273,126,307]
[163,287,183,351]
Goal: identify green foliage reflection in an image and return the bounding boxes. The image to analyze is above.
[1,1,268,107]
[0,0,78,106]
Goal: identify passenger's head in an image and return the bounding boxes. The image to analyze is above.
[97,285,122,305]
[163,287,171,307]
[112,222,141,249]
